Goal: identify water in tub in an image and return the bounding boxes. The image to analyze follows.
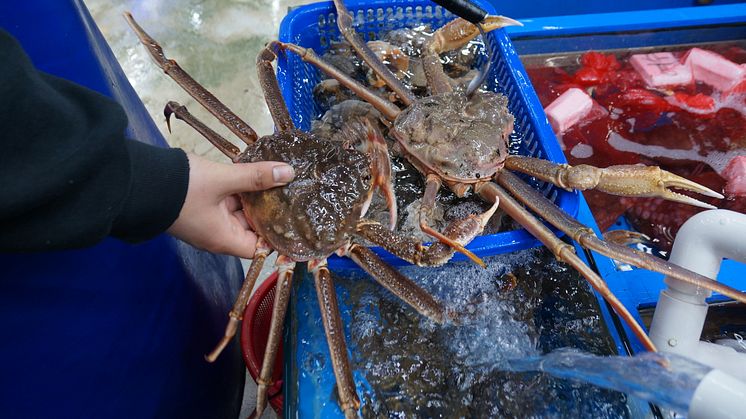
[522,42,746,254]
[294,246,711,417]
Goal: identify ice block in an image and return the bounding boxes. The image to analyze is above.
[685,48,745,91]
[630,52,692,87]
[545,87,593,134]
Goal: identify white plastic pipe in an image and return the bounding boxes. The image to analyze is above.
[689,369,746,419]
[646,209,746,419]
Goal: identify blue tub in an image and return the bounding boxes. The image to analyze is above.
[0,2,245,417]
[507,7,746,353]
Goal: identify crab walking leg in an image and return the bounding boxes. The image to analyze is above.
[505,156,723,208]
[309,260,360,419]
[164,102,241,161]
[356,202,497,268]
[255,256,295,418]
[206,238,272,362]
[330,0,416,106]
[496,171,746,304]
[124,12,257,144]
[421,41,454,95]
[271,41,402,121]
[359,119,398,229]
[347,244,446,323]
[257,44,295,132]
[419,174,487,267]
[476,181,657,352]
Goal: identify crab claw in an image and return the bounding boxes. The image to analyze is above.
[164,101,180,133]
[360,119,398,230]
[431,15,522,54]
[420,199,499,269]
[505,156,723,208]
[603,229,652,246]
[580,165,723,208]
[481,15,523,30]
[654,170,724,207]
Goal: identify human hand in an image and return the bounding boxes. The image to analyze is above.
[167,153,294,258]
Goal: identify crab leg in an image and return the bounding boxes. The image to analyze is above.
[309,259,360,419]
[496,170,746,305]
[419,175,488,267]
[354,119,398,229]
[356,200,497,268]
[475,181,657,352]
[421,42,454,95]
[124,12,257,144]
[205,238,272,362]
[505,156,723,208]
[257,44,295,132]
[330,0,416,106]
[164,101,241,161]
[346,244,446,323]
[271,41,402,121]
[255,256,295,418]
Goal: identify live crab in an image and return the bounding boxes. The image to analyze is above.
[124,11,509,418]
[126,3,746,418]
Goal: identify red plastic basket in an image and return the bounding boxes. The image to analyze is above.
[240,271,284,415]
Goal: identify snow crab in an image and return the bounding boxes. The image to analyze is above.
[124,12,506,418]
[272,0,746,357]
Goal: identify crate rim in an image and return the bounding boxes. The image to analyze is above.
[506,3,746,39]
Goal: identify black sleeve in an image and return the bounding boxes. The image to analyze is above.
[0,30,189,252]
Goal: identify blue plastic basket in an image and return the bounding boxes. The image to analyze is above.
[276,0,578,269]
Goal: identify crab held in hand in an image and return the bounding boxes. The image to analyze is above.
[125,12,508,418]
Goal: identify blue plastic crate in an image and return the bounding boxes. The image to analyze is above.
[276,0,578,269]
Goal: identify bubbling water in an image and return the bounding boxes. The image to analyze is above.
[333,248,632,417]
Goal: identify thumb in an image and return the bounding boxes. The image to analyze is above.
[221,161,295,193]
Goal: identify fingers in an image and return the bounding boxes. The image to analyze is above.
[221,229,259,259]
[217,206,258,258]
[225,195,242,212]
[170,154,292,259]
[221,161,295,194]
[232,209,250,230]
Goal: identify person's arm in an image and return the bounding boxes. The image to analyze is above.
[0,30,294,257]
[0,29,190,251]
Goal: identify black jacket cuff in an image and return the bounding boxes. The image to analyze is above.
[111,141,189,243]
